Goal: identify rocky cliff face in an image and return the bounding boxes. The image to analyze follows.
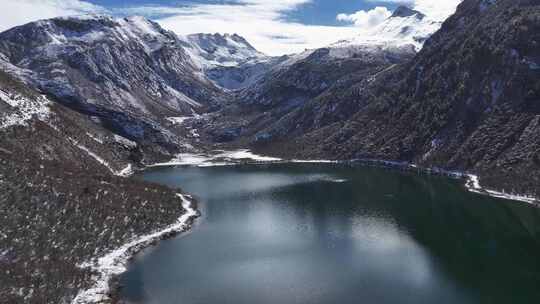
[253,0,540,196]
[0,15,228,155]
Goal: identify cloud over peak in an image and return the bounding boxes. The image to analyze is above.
[337,6,392,28]
[337,0,462,27]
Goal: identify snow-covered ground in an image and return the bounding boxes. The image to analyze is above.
[465,174,538,206]
[0,90,51,129]
[330,6,446,55]
[150,149,282,167]
[71,194,198,304]
[68,137,134,177]
[356,158,538,206]
[182,33,267,69]
[166,116,191,125]
[150,150,537,206]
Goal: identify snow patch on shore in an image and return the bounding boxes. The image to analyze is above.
[150,152,538,206]
[291,159,340,164]
[357,158,538,206]
[150,149,282,167]
[71,194,198,304]
[465,174,538,206]
[219,150,281,162]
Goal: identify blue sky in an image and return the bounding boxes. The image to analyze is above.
[284,1,402,26]
[0,0,461,55]
[84,0,402,26]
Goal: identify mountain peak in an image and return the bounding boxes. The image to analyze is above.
[184,32,266,68]
[391,6,426,19]
[1,14,170,43]
[188,33,259,52]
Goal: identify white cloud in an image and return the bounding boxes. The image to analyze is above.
[0,0,105,32]
[359,0,462,22]
[337,7,392,28]
[136,1,360,56]
[150,0,460,55]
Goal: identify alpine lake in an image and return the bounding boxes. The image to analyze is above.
[119,162,540,304]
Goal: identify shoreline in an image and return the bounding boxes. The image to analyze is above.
[72,149,538,304]
[145,149,539,207]
[71,194,200,304]
[349,158,539,207]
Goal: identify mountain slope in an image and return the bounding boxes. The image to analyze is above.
[194,43,415,143]
[180,32,282,90]
[0,69,197,303]
[0,16,225,114]
[260,0,540,196]
[196,6,434,144]
[183,33,266,68]
[0,15,228,155]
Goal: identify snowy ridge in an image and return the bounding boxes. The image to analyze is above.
[71,194,198,304]
[182,33,267,69]
[178,33,274,90]
[0,14,218,117]
[333,6,444,52]
[0,89,51,129]
[35,15,174,54]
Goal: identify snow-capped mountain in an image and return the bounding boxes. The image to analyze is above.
[229,5,436,91]
[0,15,232,149]
[179,33,280,90]
[333,5,443,51]
[229,0,540,200]
[182,33,267,68]
[0,15,226,118]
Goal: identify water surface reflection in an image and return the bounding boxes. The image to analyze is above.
[120,164,540,304]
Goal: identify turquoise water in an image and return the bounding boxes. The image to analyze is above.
[120,163,540,304]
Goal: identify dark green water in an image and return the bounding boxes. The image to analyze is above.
[120,163,540,304]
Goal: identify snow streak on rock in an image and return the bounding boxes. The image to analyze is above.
[68,137,134,177]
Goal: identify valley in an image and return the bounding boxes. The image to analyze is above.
[1,0,540,303]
